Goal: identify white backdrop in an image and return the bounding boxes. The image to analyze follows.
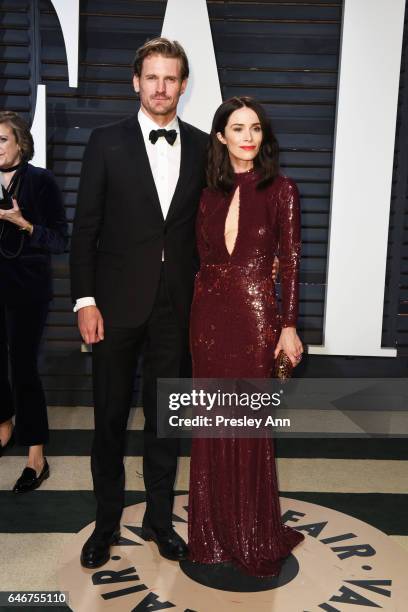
[161,0,222,132]
[308,0,405,357]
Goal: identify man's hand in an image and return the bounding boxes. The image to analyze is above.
[77,305,104,344]
[272,256,279,282]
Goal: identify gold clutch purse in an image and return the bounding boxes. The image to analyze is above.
[274,350,293,380]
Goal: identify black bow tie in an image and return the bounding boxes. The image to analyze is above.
[149,128,177,146]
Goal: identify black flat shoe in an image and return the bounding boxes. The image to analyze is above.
[0,429,15,457]
[80,528,121,569]
[140,523,189,561]
[12,458,50,493]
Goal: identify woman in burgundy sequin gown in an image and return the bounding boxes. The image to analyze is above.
[188,97,305,576]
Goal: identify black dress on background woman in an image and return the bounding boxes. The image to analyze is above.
[0,161,68,485]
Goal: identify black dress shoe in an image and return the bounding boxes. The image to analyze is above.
[140,523,189,561]
[0,429,15,457]
[12,458,50,493]
[80,528,121,569]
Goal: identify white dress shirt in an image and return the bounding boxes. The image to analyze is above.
[74,108,181,313]
[138,108,180,220]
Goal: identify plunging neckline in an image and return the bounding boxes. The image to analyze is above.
[219,169,259,260]
[224,186,240,258]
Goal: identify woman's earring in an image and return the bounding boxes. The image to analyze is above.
[216,132,226,145]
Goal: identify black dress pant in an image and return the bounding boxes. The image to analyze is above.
[0,300,49,445]
[91,267,187,536]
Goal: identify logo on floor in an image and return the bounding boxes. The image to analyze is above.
[59,495,407,611]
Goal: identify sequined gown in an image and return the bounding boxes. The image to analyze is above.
[188,170,304,576]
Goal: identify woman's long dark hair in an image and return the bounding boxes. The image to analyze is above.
[207,96,279,193]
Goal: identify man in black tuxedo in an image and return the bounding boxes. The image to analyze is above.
[70,38,208,568]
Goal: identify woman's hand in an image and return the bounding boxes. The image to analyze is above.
[0,197,32,232]
[274,326,303,366]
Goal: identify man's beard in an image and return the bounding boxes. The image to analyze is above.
[149,100,176,116]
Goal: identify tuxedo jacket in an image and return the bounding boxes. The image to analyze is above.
[70,113,208,328]
[0,164,68,305]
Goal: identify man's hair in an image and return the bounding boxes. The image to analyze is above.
[133,37,189,81]
[0,111,34,162]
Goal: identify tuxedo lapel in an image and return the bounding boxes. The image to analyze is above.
[120,114,164,222]
[165,119,195,224]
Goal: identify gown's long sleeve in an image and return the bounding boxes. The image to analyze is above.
[29,170,68,254]
[277,177,301,327]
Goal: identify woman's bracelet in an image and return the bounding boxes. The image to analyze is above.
[19,222,33,235]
